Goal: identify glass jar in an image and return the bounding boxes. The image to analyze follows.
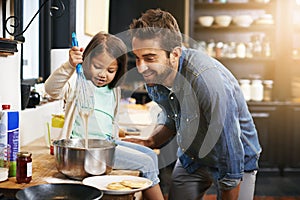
[263,80,273,102]
[262,36,272,57]
[239,79,251,101]
[251,34,262,57]
[215,42,224,58]
[251,79,264,101]
[228,42,237,58]
[16,152,32,183]
[246,42,253,58]
[207,39,215,57]
[236,42,246,58]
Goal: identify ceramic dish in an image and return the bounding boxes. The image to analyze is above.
[198,16,214,27]
[82,175,153,195]
[0,168,8,182]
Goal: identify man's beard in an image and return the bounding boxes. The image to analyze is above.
[145,62,174,86]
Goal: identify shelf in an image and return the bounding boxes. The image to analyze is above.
[191,0,300,100]
[216,57,275,62]
[195,1,276,10]
[194,24,275,32]
[0,38,18,56]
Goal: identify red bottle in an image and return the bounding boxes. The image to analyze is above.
[16,152,32,183]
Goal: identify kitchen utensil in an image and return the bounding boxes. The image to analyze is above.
[53,139,116,180]
[15,183,103,200]
[21,84,30,110]
[84,140,116,175]
[26,90,40,108]
[71,32,95,116]
[83,175,152,195]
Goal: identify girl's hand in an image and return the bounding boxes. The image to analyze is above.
[69,46,84,68]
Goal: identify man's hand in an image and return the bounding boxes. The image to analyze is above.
[122,125,176,149]
[121,137,151,147]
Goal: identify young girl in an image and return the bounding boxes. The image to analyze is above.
[44,32,164,200]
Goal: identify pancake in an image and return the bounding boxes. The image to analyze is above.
[120,180,148,188]
[106,182,132,191]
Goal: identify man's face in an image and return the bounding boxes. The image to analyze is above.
[132,37,177,86]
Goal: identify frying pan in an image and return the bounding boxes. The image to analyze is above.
[15,183,103,200]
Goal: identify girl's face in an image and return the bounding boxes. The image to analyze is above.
[85,52,118,87]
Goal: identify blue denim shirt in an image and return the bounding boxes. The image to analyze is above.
[146,48,261,180]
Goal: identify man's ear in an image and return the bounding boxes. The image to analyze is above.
[170,47,182,64]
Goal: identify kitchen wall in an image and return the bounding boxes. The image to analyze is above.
[0,54,21,108]
[0,0,92,146]
[0,0,21,109]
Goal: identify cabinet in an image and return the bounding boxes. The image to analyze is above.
[286,105,300,169]
[190,0,297,101]
[248,102,300,174]
[248,103,285,172]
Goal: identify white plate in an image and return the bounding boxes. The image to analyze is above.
[82,175,152,195]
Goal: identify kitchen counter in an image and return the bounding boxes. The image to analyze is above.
[0,137,140,200]
[0,137,57,190]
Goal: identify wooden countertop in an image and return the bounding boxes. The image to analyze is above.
[0,137,58,190]
[0,137,140,200]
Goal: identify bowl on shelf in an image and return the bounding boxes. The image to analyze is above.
[215,15,232,27]
[198,16,214,27]
[233,15,253,27]
[255,14,274,25]
[254,0,270,3]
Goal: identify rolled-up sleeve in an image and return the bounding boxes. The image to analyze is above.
[157,109,176,131]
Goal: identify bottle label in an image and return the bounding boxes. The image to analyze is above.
[27,162,32,177]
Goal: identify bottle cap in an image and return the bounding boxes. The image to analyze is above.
[2,105,11,110]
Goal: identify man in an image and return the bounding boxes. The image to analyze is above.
[123,8,261,200]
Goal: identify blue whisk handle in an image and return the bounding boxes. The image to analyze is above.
[72,32,78,47]
[72,32,82,74]
[76,64,83,73]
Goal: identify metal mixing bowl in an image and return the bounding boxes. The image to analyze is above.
[53,139,116,180]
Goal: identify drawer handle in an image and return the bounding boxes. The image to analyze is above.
[251,113,270,118]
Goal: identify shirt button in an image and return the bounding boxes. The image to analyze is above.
[170,96,174,100]
[186,118,189,122]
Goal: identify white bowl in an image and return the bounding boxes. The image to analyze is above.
[233,15,253,27]
[215,15,232,27]
[198,16,214,27]
[254,0,270,3]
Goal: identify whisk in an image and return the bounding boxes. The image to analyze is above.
[71,32,95,115]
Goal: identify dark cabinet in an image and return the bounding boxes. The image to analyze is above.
[248,103,285,172]
[286,105,300,169]
[248,102,300,174]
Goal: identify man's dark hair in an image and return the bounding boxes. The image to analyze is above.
[129,8,182,51]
